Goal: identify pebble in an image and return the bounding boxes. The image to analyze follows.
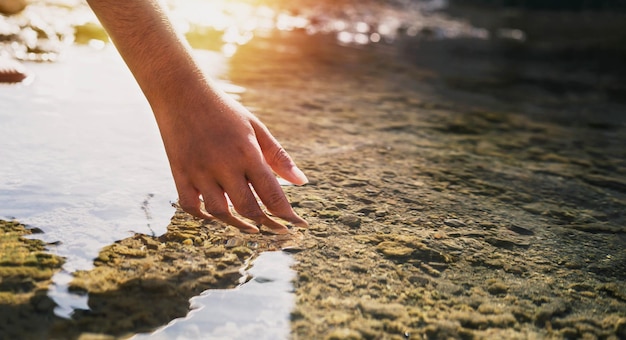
[376,241,414,258]
[339,214,362,228]
[444,219,466,228]
[358,300,407,319]
[299,200,325,210]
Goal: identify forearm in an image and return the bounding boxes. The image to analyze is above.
[86,0,212,117]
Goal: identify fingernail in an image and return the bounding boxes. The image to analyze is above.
[291,166,309,185]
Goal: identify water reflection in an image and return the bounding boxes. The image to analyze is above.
[133,251,295,340]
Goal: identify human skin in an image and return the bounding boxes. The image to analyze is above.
[86,0,308,233]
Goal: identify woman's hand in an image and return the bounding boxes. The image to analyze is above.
[87,0,308,233]
[157,85,308,233]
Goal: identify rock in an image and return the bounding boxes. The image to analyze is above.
[507,225,535,235]
[358,300,406,319]
[444,219,466,228]
[376,241,413,258]
[485,236,531,249]
[486,279,509,295]
[339,214,362,228]
[325,328,363,340]
[299,200,325,210]
[535,300,569,326]
[0,0,26,15]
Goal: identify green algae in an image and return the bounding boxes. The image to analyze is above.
[0,220,65,339]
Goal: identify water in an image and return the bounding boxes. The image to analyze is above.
[134,251,296,340]
[1,45,173,312]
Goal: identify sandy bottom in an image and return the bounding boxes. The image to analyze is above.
[1,28,626,339]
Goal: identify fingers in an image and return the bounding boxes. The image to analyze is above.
[173,117,308,234]
[177,179,261,234]
[200,183,261,234]
[247,169,308,229]
[177,171,305,234]
[176,184,213,220]
[220,177,291,234]
[251,120,309,185]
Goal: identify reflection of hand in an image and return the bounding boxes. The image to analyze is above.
[86,0,308,233]
[158,85,309,233]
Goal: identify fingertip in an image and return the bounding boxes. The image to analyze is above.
[280,166,308,186]
[273,228,290,235]
[186,207,214,221]
[292,220,309,228]
[241,226,261,234]
[290,166,309,185]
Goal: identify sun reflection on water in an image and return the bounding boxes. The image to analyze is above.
[1,0,489,63]
[166,0,488,55]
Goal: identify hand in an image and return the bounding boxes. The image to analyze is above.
[156,83,308,234]
[86,0,308,234]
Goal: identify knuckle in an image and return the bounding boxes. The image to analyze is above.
[271,147,293,167]
[264,190,289,211]
[200,196,230,219]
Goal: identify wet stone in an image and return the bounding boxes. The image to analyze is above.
[338,214,362,229]
[299,200,325,210]
[486,279,509,295]
[444,219,466,228]
[376,241,414,258]
[358,300,407,319]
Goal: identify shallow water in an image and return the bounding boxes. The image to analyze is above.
[0,46,168,311]
[134,251,295,340]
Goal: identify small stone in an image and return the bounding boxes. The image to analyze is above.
[339,214,362,228]
[299,200,324,210]
[376,241,413,258]
[319,210,342,219]
[231,246,253,258]
[486,279,509,295]
[444,219,466,228]
[358,300,407,319]
[325,328,363,340]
